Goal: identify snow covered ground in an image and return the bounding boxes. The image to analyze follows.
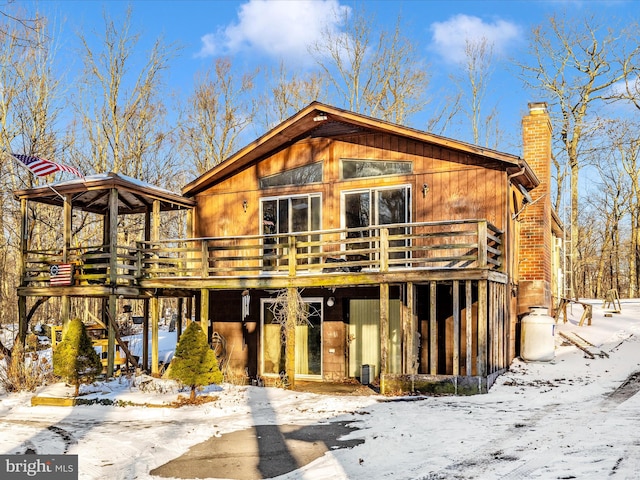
[1,300,640,479]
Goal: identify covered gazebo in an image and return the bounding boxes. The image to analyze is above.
[14,172,196,376]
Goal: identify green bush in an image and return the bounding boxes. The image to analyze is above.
[52,318,103,396]
[168,322,223,402]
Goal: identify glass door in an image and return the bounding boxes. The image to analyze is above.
[260,298,323,379]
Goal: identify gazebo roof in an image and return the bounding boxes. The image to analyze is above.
[13,172,195,215]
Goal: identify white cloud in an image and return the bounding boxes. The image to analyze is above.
[430,14,522,64]
[196,0,349,62]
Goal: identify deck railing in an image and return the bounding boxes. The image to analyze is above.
[20,220,502,287]
[22,244,139,287]
[137,219,503,279]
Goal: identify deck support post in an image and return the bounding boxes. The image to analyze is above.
[452,280,460,377]
[429,281,437,375]
[477,280,488,377]
[151,296,159,376]
[105,188,119,376]
[106,295,117,376]
[285,287,297,389]
[18,296,27,347]
[18,199,28,345]
[177,297,184,339]
[142,299,149,371]
[61,193,72,328]
[403,282,417,375]
[199,288,209,337]
[379,283,389,393]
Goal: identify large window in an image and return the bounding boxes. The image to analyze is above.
[341,159,412,180]
[260,162,323,188]
[343,186,411,263]
[262,194,321,268]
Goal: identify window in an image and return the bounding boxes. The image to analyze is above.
[260,162,323,188]
[261,194,321,268]
[341,159,412,180]
[343,186,411,264]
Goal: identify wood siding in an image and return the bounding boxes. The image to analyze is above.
[194,135,508,238]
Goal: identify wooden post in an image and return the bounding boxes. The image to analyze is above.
[452,280,460,376]
[429,281,437,375]
[18,199,28,345]
[285,287,297,389]
[107,295,117,376]
[403,282,416,375]
[477,280,488,377]
[108,189,119,285]
[380,228,389,272]
[379,283,389,393]
[61,194,72,326]
[478,221,488,267]
[465,281,473,376]
[200,288,209,336]
[288,236,297,277]
[106,189,119,376]
[177,297,184,339]
[201,240,209,277]
[142,298,149,371]
[151,296,159,376]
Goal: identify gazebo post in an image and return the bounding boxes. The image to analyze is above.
[61,193,72,329]
[17,198,28,345]
[105,188,119,376]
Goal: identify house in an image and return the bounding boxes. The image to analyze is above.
[15,102,562,395]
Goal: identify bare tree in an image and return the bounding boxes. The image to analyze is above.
[0,11,66,347]
[599,119,640,296]
[519,13,640,298]
[179,58,257,174]
[258,61,326,130]
[74,7,177,178]
[310,7,429,125]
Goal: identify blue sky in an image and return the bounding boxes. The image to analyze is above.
[24,0,638,155]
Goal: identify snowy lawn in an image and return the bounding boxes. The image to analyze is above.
[1,300,640,479]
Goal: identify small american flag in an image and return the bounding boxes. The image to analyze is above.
[50,264,73,286]
[12,153,83,178]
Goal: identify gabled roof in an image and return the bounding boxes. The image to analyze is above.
[14,172,195,215]
[182,101,538,197]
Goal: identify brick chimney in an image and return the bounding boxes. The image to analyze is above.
[517,102,552,314]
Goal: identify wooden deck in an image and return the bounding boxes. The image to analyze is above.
[19,220,504,295]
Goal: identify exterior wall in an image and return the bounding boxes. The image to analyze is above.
[518,103,553,315]
[194,135,509,238]
[194,129,516,388]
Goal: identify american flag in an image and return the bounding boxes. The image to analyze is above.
[11,153,83,178]
[50,264,73,286]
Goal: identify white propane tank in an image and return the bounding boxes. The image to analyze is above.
[520,306,555,362]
